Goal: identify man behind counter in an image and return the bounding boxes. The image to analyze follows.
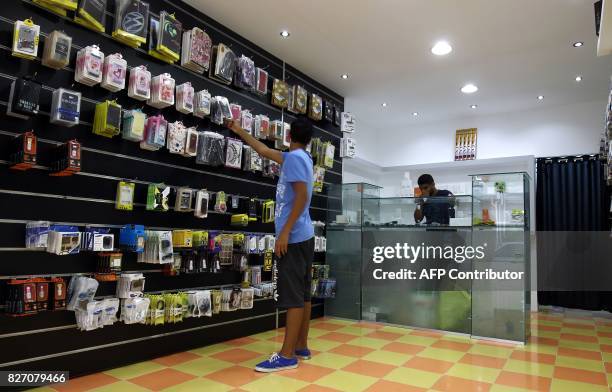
[414,174,455,225]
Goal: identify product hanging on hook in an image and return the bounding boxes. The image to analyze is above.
[49,140,81,176]
[148,73,175,108]
[101,53,127,92]
[175,82,194,114]
[194,90,211,118]
[140,115,167,151]
[75,45,104,86]
[122,109,146,142]
[181,26,212,73]
[10,131,37,171]
[93,100,122,138]
[50,88,81,127]
[12,18,40,60]
[7,77,41,119]
[210,43,236,85]
[42,30,72,69]
[128,65,151,101]
[74,0,107,32]
[309,94,323,121]
[112,0,149,48]
[115,181,135,211]
[156,11,182,63]
[254,67,268,96]
[271,78,290,108]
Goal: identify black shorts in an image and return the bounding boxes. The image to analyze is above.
[275,237,314,309]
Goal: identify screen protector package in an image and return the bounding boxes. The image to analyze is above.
[75,0,107,33]
[156,11,182,63]
[112,0,149,48]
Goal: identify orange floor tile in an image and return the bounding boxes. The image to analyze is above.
[34,308,612,392]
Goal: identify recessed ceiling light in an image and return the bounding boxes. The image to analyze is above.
[341,74,349,79]
[461,84,478,94]
[431,41,453,56]
[575,75,583,82]
[572,41,584,47]
[470,104,478,109]
[412,112,419,116]
[381,102,387,107]
[280,30,290,38]
[537,95,544,100]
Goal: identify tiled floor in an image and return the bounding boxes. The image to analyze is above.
[32,308,612,392]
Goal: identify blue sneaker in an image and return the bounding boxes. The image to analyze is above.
[254,353,298,372]
[295,348,311,360]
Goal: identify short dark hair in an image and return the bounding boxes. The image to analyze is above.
[417,174,435,186]
[290,118,313,145]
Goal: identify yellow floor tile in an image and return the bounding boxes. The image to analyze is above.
[502,359,554,378]
[489,384,533,392]
[554,356,605,372]
[242,374,309,392]
[536,320,563,327]
[322,318,355,326]
[557,339,601,351]
[396,334,437,346]
[534,330,561,339]
[241,340,282,354]
[89,381,150,392]
[383,367,440,389]
[549,379,609,392]
[379,325,413,335]
[441,334,472,343]
[103,361,165,380]
[468,344,514,358]
[250,330,281,340]
[315,370,378,392]
[308,352,358,369]
[602,352,612,362]
[171,357,234,377]
[162,378,233,392]
[417,347,466,362]
[598,337,612,345]
[561,328,598,336]
[519,344,558,355]
[189,343,232,356]
[335,325,370,336]
[307,338,342,352]
[446,363,502,383]
[348,337,394,350]
[304,328,329,338]
[238,355,269,369]
[361,349,412,366]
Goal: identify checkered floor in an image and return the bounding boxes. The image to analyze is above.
[32,308,612,392]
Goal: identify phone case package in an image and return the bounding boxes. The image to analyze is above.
[184,127,199,157]
[50,88,81,127]
[75,45,104,86]
[181,27,212,73]
[156,11,182,62]
[7,78,41,119]
[176,82,194,114]
[166,121,187,155]
[254,68,268,95]
[271,79,289,109]
[101,53,127,92]
[42,30,72,69]
[253,114,270,139]
[229,103,242,122]
[196,131,225,166]
[309,93,323,121]
[341,112,356,133]
[333,105,341,126]
[122,109,146,141]
[93,100,122,138]
[194,90,211,118]
[240,110,253,134]
[209,43,236,85]
[75,0,107,33]
[112,0,149,48]
[225,138,243,169]
[324,100,334,122]
[140,115,167,151]
[148,73,175,108]
[289,85,308,114]
[235,55,255,90]
[12,19,40,60]
[127,65,151,101]
[210,96,232,125]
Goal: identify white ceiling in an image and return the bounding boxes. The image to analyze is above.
[185,0,612,130]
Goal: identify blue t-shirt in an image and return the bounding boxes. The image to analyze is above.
[275,149,314,243]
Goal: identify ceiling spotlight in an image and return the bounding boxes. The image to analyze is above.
[341,74,349,79]
[461,84,479,94]
[537,95,544,100]
[280,30,290,38]
[575,75,583,82]
[572,41,584,47]
[431,41,453,56]
[381,102,388,107]
[470,104,478,109]
[412,112,419,116]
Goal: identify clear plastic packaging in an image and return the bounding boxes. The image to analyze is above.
[75,45,104,86]
[93,100,122,138]
[50,88,81,127]
[340,137,356,158]
[196,131,225,166]
[194,90,211,118]
[209,43,236,85]
[122,109,146,142]
[175,82,194,114]
[112,0,149,48]
[184,127,199,157]
[234,55,255,90]
[210,96,231,125]
[229,103,242,122]
[148,73,175,108]
[101,53,127,92]
[181,27,211,73]
[140,115,167,151]
[240,110,253,134]
[309,93,323,121]
[74,0,107,33]
[271,79,289,108]
[156,11,182,62]
[254,67,268,95]
[12,19,40,60]
[167,121,187,154]
[42,30,71,69]
[341,112,356,133]
[225,138,243,169]
[128,65,151,101]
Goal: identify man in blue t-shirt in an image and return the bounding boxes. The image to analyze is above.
[227,118,315,373]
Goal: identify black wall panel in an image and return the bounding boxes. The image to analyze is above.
[0,0,343,383]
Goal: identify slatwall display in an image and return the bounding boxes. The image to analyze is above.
[0,0,344,380]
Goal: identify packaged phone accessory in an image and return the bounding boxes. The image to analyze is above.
[93,100,122,138]
[175,82,194,114]
[194,90,211,118]
[101,53,127,92]
[74,0,107,33]
[50,88,81,127]
[112,0,149,48]
[181,27,211,73]
[128,65,151,100]
[12,19,40,60]
[7,77,41,119]
[140,115,167,151]
[148,73,175,108]
[42,30,72,69]
[122,109,146,142]
[75,45,104,86]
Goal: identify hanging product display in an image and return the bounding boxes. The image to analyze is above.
[112,0,149,48]
[50,88,81,127]
[120,297,150,324]
[42,30,72,69]
[194,90,211,118]
[181,27,212,73]
[174,188,193,212]
[196,131,226,166]
[175,82,194,114]
[194,190,209,218]
[128,65,151,100]
[115,181,135,211]
[140,115,167,151]
[9,131,37,171]
[271,120,284,142]
[255,67,268,95]
[340,137,356,158]
[271,79,290,108]
[166,121,187,154]
[49,278,67,310]
[253,114,265,139]
[283,122,291,149]
[309,93,323,121]
[341,112,356,133]
[241,146,261,172]
[116,273,145,298]
[290,85,308,114]
[333,106,342,126]
[119,225,146,253]
[12,19,40,60]
[7,77,41,119]
[156,11,182,62]
[93,100,122,138]
[313,166,325,193]
[235,55,256,90]
[66,276,98,310]
[231,214,249,227]
[47,225,81,255]
[49,140,81,176]
[225,138,243,169]
[172,229,193,247]
[230,103,242,122]
[25,221,50,249]
[261,200,275,223]
[186,290,212,318]
[323,142,335,168]
[240,288,254,309]
[210,96,232,125]
[146,183,171,211]
[138,231,173,264]
[214,191,227,213]
[324,100,334,122]
[101,53,127,92]
[74,0,107,32]
[122,109,146,142]
[454,128,478,161]
[34,0,77,15]
[184,127,199,157]
[75,45,104,86]
[241,110,253,134]
[210,43,236,84]
[148,73,175,108]
[81,227,114,252]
